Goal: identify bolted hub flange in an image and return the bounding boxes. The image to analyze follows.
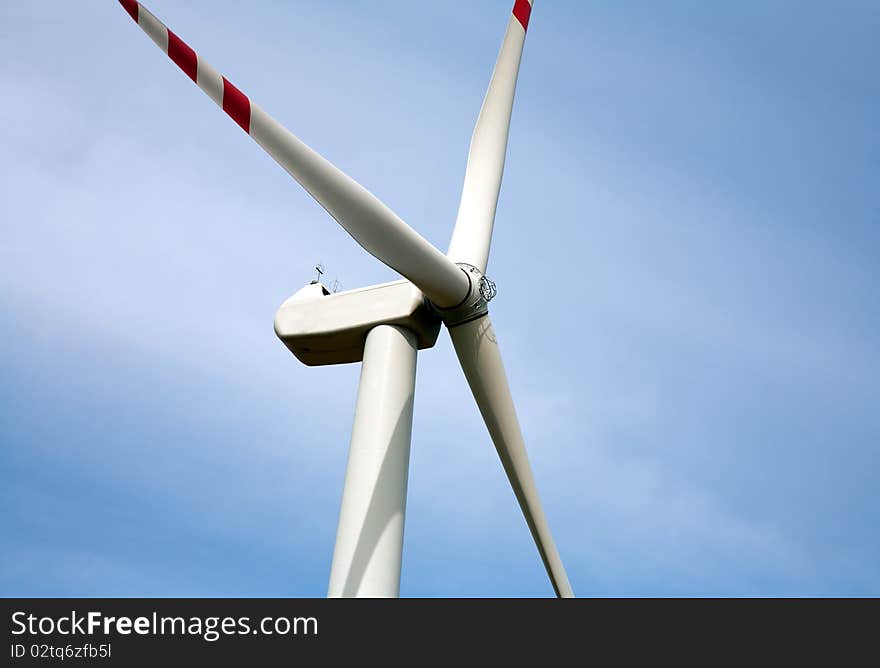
[429,263,497,328]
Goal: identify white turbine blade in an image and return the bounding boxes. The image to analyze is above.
[448,314,574,598]
[446,0,534,273]
[118,0,468,308]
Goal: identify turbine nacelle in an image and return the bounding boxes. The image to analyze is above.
[274,280,440,366]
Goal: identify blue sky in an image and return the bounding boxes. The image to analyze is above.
[1,0,878,596]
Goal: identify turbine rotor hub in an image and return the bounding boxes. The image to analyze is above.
[430,263,496,328]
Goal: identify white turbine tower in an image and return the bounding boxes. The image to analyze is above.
[117,0,573,598]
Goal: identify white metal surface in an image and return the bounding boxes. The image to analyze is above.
[446,0,533,274]
[121,1,469,308]
[275,280,440,366]
[327,325,418,597]
[448,314,574,598]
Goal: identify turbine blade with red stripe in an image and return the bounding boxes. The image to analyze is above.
[446,0,534,274]
[448,313,574,598]
[117,1,468,308]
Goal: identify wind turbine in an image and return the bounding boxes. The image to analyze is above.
[117,0,573,598]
